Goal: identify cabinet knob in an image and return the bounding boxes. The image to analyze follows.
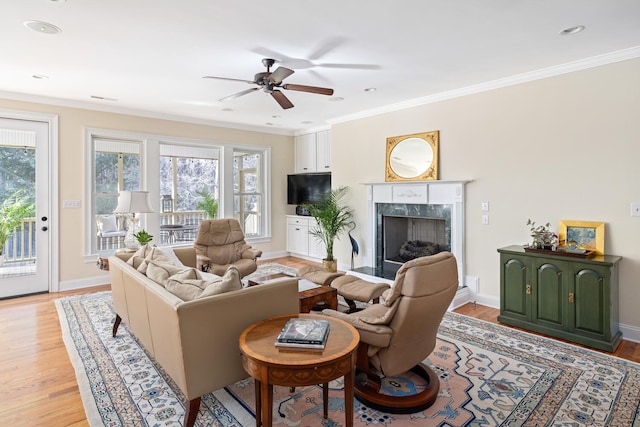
[568,292,575,303]
[526,284,531,295]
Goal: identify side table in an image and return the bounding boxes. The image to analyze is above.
[239,313,359,427]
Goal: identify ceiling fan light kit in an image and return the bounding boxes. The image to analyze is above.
[205,58,334,109]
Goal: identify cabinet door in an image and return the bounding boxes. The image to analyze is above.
[315,130,331,172]
[531,259,568,329]
[573,266,608,339]
[295,133,316,173]
[307,218,326,259]
[500,255,529,322]
[287,223,309,255]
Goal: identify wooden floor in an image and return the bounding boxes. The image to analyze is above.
[1,256,638,426]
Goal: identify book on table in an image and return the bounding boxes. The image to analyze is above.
[275,318,330,349]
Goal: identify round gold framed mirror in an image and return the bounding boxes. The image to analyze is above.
[385,131,439,181]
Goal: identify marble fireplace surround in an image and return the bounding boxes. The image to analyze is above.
[349,181,468,306]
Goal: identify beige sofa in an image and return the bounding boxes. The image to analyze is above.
[108,247,299,427]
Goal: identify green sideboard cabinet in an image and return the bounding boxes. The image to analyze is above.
[497,245,622,352]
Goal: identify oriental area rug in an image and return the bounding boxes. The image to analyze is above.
[56,288,640,426]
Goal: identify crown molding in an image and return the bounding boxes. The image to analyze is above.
[329,46,640,125]
[0,90,295,136]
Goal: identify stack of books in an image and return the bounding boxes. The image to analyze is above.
[275,318,330,350]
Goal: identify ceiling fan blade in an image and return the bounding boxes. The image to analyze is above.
[316,63,381,70]
[203,76,255,84]
[307,36,347,60]
[219,87,258,101]
[268,67,294,84]
[271,90,294,109]
[282,84,334,96]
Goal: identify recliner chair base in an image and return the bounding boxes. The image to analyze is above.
[354,363,440,414]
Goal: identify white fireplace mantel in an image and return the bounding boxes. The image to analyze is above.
[363,180,468,283]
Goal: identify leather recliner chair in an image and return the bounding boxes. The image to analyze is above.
[323,252,458,413]
[193,218,262,277]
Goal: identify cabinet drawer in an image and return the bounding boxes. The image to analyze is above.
[287,216,309,227]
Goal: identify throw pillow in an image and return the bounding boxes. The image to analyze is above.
[97,215,118,233]
[165,266,242,301]
[156,246,186,267]
[127,244,153,269]
[198,266,242,298]
[146,261,191,286]
[136,247,173,274]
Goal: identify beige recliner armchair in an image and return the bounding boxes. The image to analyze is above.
[193,218,262,277]
[323,252,458,413]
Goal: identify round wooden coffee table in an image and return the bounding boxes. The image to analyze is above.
[239,313,359,427]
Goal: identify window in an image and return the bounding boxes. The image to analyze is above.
[93,139,141,252]
[234,149,263,238]
[159,144,219,244]
[86,129,270,256]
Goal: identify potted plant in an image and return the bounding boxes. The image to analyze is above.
[133,229,153,246]
[304,186,353,272]
[196,188,218,219]
[0,191,35,267]
[526,219,558,250]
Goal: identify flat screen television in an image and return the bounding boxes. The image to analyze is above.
[287,173,331,205]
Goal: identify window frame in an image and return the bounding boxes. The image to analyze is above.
[84,128,271,258]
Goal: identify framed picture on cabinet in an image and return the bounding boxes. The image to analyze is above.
[558,220,605,255]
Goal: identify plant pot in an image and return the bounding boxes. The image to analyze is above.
[323,259,337,273]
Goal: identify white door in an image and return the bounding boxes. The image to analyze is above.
[0,118,50,298]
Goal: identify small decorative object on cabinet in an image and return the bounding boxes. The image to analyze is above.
[559,220,605,255]
[526,219,558,250]
[497,245,621,352]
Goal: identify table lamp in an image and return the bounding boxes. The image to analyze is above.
[113,190,154,250]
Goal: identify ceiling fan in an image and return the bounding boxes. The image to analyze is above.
[203,58,334,109]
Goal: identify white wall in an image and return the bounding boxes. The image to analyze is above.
[330,58,640,330]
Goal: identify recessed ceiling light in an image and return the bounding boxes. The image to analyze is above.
[364,88,377,92]
[328,97,344,102]
[265,122,275,126]
[24,20,62,34]
[32,74,49,80]
[221,107,233,112]
[560,25,585,35]
[301,120,313,124]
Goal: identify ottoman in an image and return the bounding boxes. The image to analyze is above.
[330,275,390,313]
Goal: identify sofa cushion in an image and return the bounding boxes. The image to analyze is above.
[156,246,186,267]
[165,266,242,301]
[127,245,153,269]
[357,301,399,325]
[131,246,173,274]
[146,261,191,286]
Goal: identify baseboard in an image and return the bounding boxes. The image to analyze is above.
[59,275,109,292]
[259,250,291,260]
[619,323,640,344]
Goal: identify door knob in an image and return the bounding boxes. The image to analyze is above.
[41,226,48,231]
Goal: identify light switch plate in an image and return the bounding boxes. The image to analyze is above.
[481,201,489,211]
[632,203,640,217]
[63,199,81,209]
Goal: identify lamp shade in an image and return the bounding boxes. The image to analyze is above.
[113,191,154,214]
